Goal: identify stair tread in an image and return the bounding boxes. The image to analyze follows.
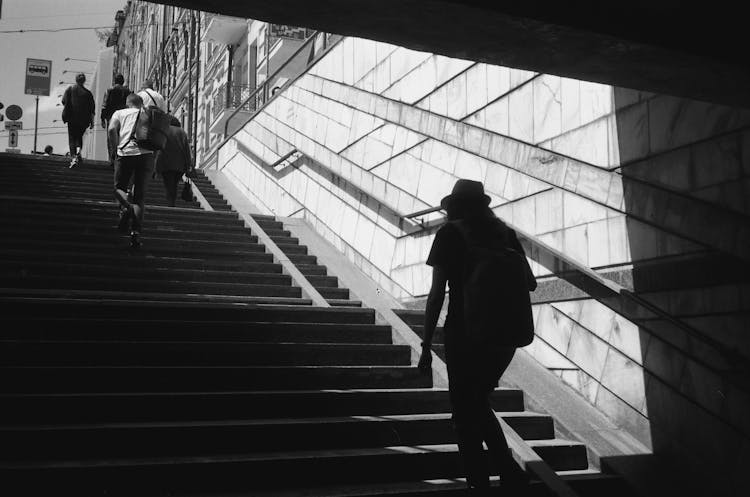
[0,411,548,431]
[1,443,465,469]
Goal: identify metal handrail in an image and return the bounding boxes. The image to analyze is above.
[403,206,444,218]
[223,31,323,137]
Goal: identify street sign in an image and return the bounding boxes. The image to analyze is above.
[6,149,21,154]
[25,58,52,96]
[5,104,22,121]
[4,120,22,130]
[8,129,19,148]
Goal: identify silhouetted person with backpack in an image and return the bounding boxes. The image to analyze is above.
[61,73,95,168]
[107,93,154,249]
[418,179,537,495]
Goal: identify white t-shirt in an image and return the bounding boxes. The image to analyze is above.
[109,108,153,157]
[138,89,167,113]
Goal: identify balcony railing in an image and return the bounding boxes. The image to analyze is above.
[211,83,264,125]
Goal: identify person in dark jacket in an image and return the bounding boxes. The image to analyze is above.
[101,74,130,129]
[155,116,194,207]
[418,179,537,495]
[101,74,130,163]
[61,73,95,168]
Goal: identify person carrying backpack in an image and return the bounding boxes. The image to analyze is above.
[107,93,155,249]
[418,179,537,495]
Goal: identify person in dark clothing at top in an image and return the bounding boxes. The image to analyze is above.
[61,73,95,168]
[418,179,537,495]
[155,116,194,207]
[101,74,131,163]
[101,74,130,129]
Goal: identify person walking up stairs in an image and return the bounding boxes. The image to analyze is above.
[107,93,154,249]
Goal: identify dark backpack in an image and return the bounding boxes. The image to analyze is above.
[454,220,535,347]
[120,91,170,152]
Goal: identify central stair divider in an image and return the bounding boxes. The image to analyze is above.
[237,211,330,307]
[187,174,327,306]
[189,178,215,212]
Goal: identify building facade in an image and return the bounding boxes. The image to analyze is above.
[107,1,330,169]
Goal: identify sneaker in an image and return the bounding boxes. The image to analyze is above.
[69,157,78,169]
[117,207,132,233]
[129,231,142,250]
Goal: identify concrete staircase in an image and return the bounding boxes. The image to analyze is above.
[0,153,633,496]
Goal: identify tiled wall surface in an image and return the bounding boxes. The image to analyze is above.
[216,36,750,488]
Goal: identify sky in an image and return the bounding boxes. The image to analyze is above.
[0,0,126,153]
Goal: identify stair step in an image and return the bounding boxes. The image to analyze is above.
[0,223,259,243]
[3,274,302,298]
[2,365,432,393]
[1,261,286,283]
[0,443,585,493]
[0,248,279,272]
[2,237,271,259]
[1,412,554,460]
[317,286,351,299]
[0,199,243,224]
[0,319,393,343]
[0,297,377,324]
[0,388,525,425]
[0,341,411,366]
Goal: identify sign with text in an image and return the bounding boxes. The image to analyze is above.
[25,58,52,96]
[8,129,18,148]
[4,120,22,130]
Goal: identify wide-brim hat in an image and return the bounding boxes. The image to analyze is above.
[440,179,491,208]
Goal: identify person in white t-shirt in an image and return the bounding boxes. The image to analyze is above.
[137,79,167,113]
[107,92,155,249]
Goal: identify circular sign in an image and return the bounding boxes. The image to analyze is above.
[5,105,22,121]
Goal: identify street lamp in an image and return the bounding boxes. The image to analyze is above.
[65,57,96,63]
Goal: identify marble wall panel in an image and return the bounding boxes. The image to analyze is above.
[486,64,511,102]
[648,96,750,156]
[445,72,468,120]
[543,117,610,168]
[587,218,611,268]
[466,64,488,115]
[533,75,563,144]
[559,369,600,405]
[562,224,589,266]
[509,68,536,88]
[535,304,575,352]
[567,322,610,379]
[562,191,609,229]
[579,81,613,125]
[534,188,563,233]
[599,348,647,412]
[484,97,510,136]
[560,77,581,133]
[509,83,534,142]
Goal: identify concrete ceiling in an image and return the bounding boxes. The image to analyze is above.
[161,0,750,107]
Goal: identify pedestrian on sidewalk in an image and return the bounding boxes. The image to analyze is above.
[137,79,167,112]
[61,73,95,168]
[155,116,194,207]
[101,73,131,161]
[107,93,155,249]
[417,179,537,495]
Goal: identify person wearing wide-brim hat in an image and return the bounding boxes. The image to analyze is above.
[419,178,537,493]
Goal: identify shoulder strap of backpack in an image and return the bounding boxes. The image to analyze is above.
[143,89,158,108]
